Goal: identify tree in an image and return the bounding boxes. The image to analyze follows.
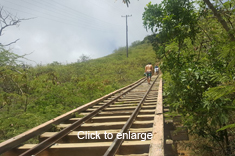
[142,0,235,155]
[77,54,91,63]
[203,0,234,41]
[122,0,130,7]
[0,6,31,47]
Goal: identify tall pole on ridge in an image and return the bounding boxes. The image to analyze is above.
[122,15,132,58]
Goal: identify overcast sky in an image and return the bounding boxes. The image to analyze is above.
[1,0,161,65]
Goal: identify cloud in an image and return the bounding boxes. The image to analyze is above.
[1,0,162,65]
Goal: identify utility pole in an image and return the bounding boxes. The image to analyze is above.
[122,15,132,58]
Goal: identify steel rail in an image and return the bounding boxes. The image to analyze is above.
[0,77,145,155]
[103,75,159,156]
[19,78,147,156]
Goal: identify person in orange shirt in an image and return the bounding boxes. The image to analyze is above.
[145,63,153,84]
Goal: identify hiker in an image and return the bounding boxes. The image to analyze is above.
[145,63,153,84]
[154,65,159,75]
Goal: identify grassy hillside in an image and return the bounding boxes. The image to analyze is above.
[0,39,156,142]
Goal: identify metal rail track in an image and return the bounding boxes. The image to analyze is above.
[104,75,158,156]
[1,75,163,156]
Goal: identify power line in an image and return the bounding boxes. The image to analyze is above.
[48,0,123,27]
[1,0,149,45]
[1,0,123,33]
[20,0,120,29]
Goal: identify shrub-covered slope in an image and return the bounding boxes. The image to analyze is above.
[0,40,156,142]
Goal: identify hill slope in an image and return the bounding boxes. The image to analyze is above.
[0,40,156,142]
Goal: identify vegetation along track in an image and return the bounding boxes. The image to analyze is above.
[1,75,163,156]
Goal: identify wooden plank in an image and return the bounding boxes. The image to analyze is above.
[5,141,151,156]
[39,128,153,142]
[149,78,164,156]
[57,120,154,131]
[67,114,154,123]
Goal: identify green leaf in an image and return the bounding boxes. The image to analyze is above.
[217,123,235,132]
